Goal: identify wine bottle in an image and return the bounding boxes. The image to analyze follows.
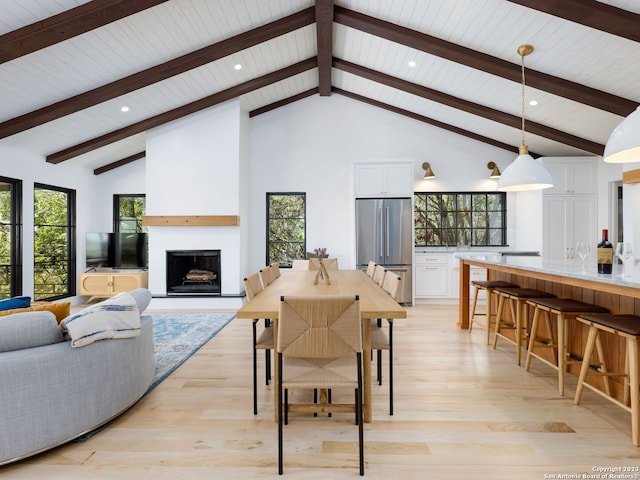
[597,229,613,274]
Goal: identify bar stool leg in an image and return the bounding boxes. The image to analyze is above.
[557,313,566,396]
[524,306,541,371]
[492,294,505,350]
[485,289,494,346]
[628,336,639,446]
[574,325,598,405]
[469,285,480,334]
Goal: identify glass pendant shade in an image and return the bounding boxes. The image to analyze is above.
[497,146,553,192]
[603,106,640,163]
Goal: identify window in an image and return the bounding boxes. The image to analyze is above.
[0,177,22,299]
[114,194,146,232]
[414,192,507,247]
[34,184,76,300]
[266,193,306,267]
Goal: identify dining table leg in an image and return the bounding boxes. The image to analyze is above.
[363,318,372,423]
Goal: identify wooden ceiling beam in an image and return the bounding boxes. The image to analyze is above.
[0,0,168,64]
[93,151,145,175]
[0,7,315,139]
[334,58,604,155]
[334,6,637,117]
[315,0,334,96]
[506,0,640,43]
[332,87,529,155]
[47,58,318,164]
[249,88,319,117]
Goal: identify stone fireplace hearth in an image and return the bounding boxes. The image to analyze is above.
[166,250,221,296]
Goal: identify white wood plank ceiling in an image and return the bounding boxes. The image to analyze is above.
[0,0,638,173]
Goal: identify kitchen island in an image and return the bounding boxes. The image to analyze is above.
[458,255,640,403]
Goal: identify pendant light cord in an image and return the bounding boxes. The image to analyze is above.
[520,51,526,148]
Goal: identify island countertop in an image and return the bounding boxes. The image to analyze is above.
[458,255,640,329]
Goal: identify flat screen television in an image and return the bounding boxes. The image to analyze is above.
[85,232,148,269]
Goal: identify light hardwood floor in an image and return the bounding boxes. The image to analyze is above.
[3,304,640,479]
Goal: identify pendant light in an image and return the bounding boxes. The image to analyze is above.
[603,105,640,163]
[497,45,553,192]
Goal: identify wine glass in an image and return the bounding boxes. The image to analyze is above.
[615,242,634,277]
[575,241,590,270]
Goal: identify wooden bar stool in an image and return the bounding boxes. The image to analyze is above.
[492,287,556,366]
[469,280,519,345]
[524,298,609,396]
[574,313,640,446]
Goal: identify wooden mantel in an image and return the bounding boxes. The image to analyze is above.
[142,215,240,227]
[623,168,640,184]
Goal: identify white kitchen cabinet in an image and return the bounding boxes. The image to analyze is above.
[543,196,596,262]
[354,162,413,197]
[414,253,450,298]
[450,265,487,300]
[543,158,596,195]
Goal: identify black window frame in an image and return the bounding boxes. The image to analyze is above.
[266,192,306,268]
[33,183,76,301]
[113,194,146,233]
[414,191,507,247]
[0,176,22,299]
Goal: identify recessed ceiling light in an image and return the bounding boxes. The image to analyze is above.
[234,64,242,70]
[529,100,538,106]
[120,106,130,113]
[408,60,416,68]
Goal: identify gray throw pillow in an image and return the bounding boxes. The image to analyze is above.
[0,311,64,353]
[128,288,152,313]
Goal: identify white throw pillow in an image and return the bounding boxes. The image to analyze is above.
[60,292,141,348]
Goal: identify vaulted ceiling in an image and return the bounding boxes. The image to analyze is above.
[1,0,639,174]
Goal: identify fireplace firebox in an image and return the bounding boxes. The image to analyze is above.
[166,250,221,295]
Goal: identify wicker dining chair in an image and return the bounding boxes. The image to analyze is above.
[308,257,339,270]
[243,272,273,415]
[372,272,402,415]
[277,294,364,476]
[366,261,377,278]
[372,264,386,287]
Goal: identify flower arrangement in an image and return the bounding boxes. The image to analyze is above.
[313,247,327,258]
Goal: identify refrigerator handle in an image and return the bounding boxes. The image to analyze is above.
[385,206,390,258]
[379,207,384,258]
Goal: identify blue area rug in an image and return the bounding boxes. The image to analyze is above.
[147,311,236,393]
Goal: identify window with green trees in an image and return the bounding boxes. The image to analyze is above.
[414,192,507,247]
[114,194,146,232]
[34,184,76,300]
[266,193,306,267]
[0,177,22,299]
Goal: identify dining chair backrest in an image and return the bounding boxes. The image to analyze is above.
[259,265,273,288]
[366,261,376,278]
[278,295,361,358]
[382,272,402,302]
[309,258,339,271]
[270,262,281,279]
[291,259,309,270]
[373,264,386,287]
[243,272,263,300]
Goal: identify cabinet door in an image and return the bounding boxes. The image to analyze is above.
[544,160,595,195]
[354,164,385,197]
[543,196,595,261]
[112,274,143,293]
[384,163,414,196]
[79,273,113,295]
[414,265,448,297]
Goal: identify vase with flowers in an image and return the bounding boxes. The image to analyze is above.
[312,247,330,285]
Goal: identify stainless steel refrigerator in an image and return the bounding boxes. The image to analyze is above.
[356,198,413,305]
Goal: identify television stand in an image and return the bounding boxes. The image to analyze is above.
[79,271,148,303]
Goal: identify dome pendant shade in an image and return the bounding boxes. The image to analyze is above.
[603,106,640,163]
[497,146,553,192]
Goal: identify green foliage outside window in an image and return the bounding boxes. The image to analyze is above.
[266,193,306,267]
[34,185,75,301]
[0,180,16,299]
[414,192,507,247]
[115,194,145,232]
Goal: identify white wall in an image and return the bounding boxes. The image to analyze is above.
[248,94,520,269]
[0,144,97,299]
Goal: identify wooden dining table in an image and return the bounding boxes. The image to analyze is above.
[236,269,407,422]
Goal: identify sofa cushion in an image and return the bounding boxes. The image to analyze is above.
[0,302,71,323]
[0,296,31,312]
[128,288,152,313]
[0,311,64,352]
[60,292,141,348]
